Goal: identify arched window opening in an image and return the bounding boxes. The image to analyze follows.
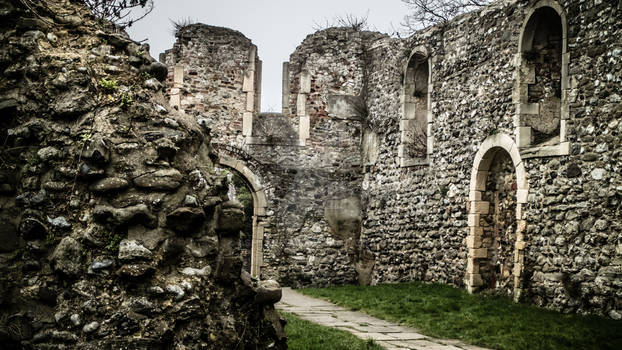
[516,2,568,157]
[400,49,432,166]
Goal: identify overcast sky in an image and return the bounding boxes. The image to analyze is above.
[126,0,409,112]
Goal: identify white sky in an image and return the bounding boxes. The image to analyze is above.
[126,0,409,112]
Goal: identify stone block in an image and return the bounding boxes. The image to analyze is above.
[559,141,570,155]
[471,200,489,214]
[299,116,310,140]
[517,126,532,148]
[470,170,488,192]
[427,131,433,155]
[469,190,482,201]
[296,94,306,117]
[397,144,405,159]
[299,70,311,93]
[466,273,483,286]
[173,64,183,85]
[243,112,253,136]
[243,70,254,92]
[516,219,526,233]
[560,119,567,142]
[469,226,483,236]
[467,213,480,227]
[517,189,529,203]
[466,258,479,273]
[470,248,487,259]
[515,163,528,189]
[246,92,254,112]
[466,235,482,249]
[327,94,362,119]
[520,102,539,115]
[403,102,415,119]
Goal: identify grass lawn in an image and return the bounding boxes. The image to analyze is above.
[282,312,383,350]
[298,282,622,350]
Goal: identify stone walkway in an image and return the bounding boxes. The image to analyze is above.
[276,288,492,350]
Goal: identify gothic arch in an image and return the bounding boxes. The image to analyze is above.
[218,155,268,277]
[466,133,529,301]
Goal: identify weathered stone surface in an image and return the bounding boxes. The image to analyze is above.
[255,280,282,304]
[166,207,205,233]
[0,3,286,348]
[93,204,156,227]
[118,239,153,261]
[50,237,82,277]
[216,201,245,233]
[162,0,622,320]
[134,168,183,190]
[89,177,129,193]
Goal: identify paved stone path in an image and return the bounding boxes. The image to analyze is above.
[276,288,492,350]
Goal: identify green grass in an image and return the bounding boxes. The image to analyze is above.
[298,282,622,350]
[283,312,383,350]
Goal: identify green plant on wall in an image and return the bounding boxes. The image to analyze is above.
[99,78,118,93]
[105,232,123,252]
[119,92,132,109]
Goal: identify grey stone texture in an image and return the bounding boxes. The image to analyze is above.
[0,0,285,348]
[161,0,622,319]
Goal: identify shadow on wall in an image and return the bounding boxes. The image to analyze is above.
[324,197,375,285]
[252,112,298,144]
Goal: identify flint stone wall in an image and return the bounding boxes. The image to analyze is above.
[162,0,622,318]
[0,0,285,348]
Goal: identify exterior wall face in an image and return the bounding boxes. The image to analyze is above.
[163,0,622,317]
[162,24,259,146]
[362,0,622,317]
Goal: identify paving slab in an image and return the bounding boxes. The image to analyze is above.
[276,287,494,350]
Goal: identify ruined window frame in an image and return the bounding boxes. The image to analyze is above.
[399,46,433,167]
[515,0,569,158]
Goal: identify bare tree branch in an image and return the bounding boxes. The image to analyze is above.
[401,0,491,32]
[82,0,154,29]
[312,12,371,31]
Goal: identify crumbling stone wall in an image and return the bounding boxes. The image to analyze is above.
[361,0,622,318]
[163,26,386,287]
[0,0,285,348]
[161,0,622,318]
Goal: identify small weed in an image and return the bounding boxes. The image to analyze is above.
[119,92,132,109]
[26,153,40,167]
[141,71,153,80]
[488,128,499,136]
[105,233,123,252]
[80,133,92,142]
[45,231,57,245]
[99,78,118,92]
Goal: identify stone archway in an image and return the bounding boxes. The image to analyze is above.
[217,155,268,277]
[466,133,529,301]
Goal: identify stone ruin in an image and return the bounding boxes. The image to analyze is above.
[0,0,621,348]
[0,0,284,348]
[161,0,622,320]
